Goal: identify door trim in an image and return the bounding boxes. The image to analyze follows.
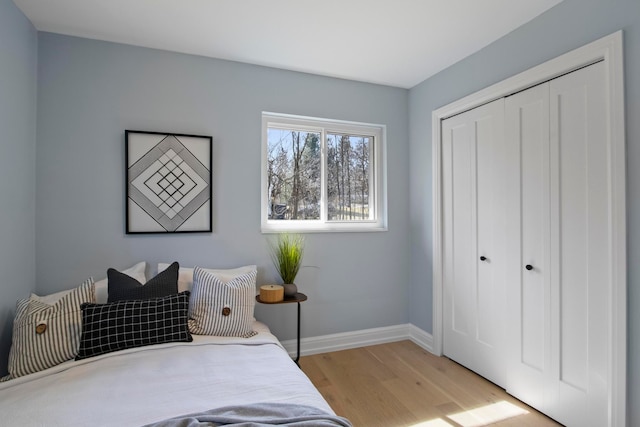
[431,31,626,426]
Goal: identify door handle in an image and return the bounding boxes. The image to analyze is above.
[480,256,487,261]
[525,264,534,271]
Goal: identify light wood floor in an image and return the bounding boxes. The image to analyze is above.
[300,340,562,427]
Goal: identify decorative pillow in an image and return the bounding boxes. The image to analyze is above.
[158,263,257,293]
[76,291,193,360]
[95,261,146,303]
[28,288,72,305]
[108,262,179,302]
[30,262,147,305]
[188,266,257,337]
[7,278,95,379]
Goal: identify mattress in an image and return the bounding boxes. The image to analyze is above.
[0,322,332,427]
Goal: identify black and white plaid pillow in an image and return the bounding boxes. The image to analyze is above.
[76,291,192,360]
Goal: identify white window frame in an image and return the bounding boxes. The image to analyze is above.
[261,112,387,233]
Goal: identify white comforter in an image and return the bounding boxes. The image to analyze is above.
[0,322,332,427]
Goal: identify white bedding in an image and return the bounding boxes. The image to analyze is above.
[0,322,332,427]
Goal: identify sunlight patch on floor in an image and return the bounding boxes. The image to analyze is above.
[409,419,454,427]
[409,400,529,427]
[447,401,529,426]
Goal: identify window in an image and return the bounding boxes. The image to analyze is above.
[261,112,387,232]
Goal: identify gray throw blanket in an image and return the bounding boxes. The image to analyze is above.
[142,402,353,427]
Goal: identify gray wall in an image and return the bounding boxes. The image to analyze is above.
[0,0,37,376]
[35,33,411,343]
[11,0,639,421]
[408,0,640,423]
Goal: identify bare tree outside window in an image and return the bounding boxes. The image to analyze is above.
[267,129,321,220]
[327,134,371,221]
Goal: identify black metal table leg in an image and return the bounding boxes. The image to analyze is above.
[294,301,301,365]
[255,293,307,367]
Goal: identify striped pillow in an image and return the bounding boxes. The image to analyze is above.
[188,266,257,337]
[7,279,95,379]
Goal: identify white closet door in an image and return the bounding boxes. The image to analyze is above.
[442,98,507,387]
[505,83,551,411]
[506,61,609,427]
[547,61,608,427]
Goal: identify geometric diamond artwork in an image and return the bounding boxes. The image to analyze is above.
[126,130,212,233]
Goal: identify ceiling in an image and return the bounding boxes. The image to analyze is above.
[14,0,563,89]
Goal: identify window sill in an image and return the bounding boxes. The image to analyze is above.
[261,221,388,234]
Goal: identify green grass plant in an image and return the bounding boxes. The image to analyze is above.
[270,233,305,284]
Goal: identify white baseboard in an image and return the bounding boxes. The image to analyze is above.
[280,323,434,358]
[407,323,434,353]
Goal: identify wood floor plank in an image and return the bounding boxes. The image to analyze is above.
[300,340,562,427]
[306,349,419,426]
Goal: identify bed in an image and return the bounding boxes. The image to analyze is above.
[0,262,351,427]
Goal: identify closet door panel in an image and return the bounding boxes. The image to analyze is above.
[442,99,506,387]
[549,61,608,426]
[452,124,475,338]
[505,83,550,410]
[520,93,550,372]
[443,120,474,339]
[476,113,506,348]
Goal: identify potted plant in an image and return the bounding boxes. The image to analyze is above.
[269,233,305,297]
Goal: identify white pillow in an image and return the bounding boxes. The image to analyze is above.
[30,288,72,305]
[32,262,147,304]
[158,263,256,293]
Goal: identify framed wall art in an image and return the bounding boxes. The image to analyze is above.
[125,130,212,234]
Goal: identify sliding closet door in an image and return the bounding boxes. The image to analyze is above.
[442,99,507,387]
